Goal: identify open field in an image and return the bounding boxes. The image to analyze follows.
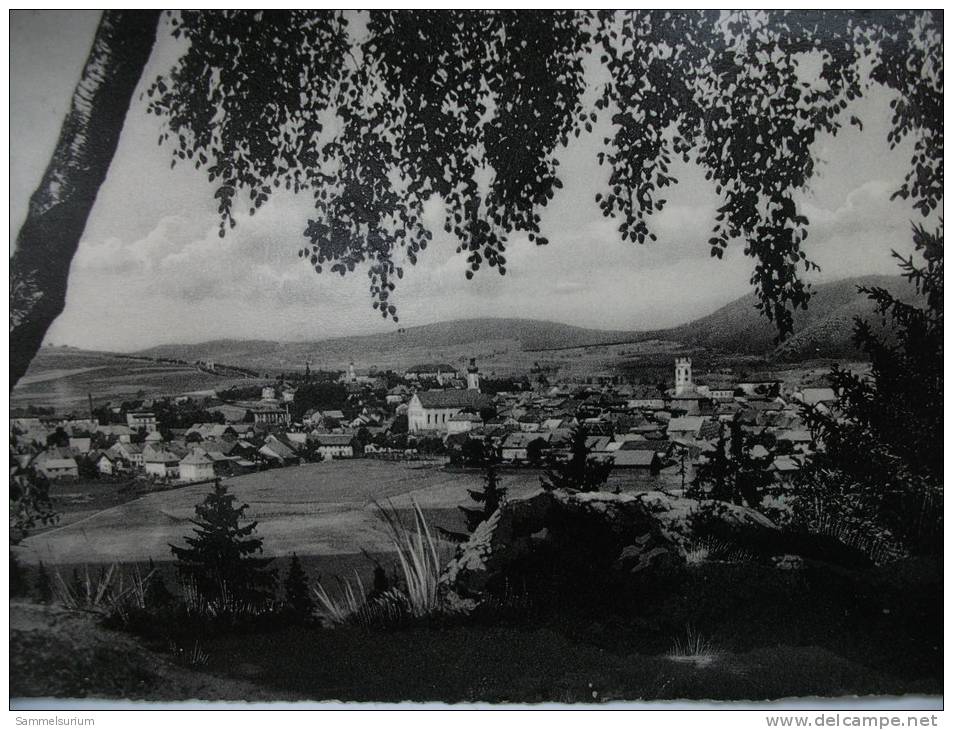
[15,461,547,567]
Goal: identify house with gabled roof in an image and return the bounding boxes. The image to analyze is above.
[34,450,79,480]
[259,434,300,465]
[666,416,707,440]
[179,450,215,482]
[96,451,119,476]
[109,441,144,470]
[312,433,361,460]
[611,449,661,471]
[143,447,180,480]
[500,432,551,463]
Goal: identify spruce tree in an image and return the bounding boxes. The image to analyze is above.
[170,480,274,603]
[283,552,314,621]
[459,438,507,534]
[541,424,613,493]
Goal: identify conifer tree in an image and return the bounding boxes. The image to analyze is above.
[283,552,314,621]
[459,438,507,534]
[170,480,274,603]
[795,225,943,555]
[541,424,613,493]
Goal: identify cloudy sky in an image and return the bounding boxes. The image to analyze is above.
[10,10,926,352]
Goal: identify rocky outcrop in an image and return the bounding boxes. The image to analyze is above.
[637,490,871,569]
[636,490,778,551]
[438,488,871,613]
[439,489,681,611]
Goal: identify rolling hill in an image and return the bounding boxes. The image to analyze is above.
[137,274,913,368]
[14,274,915,408]
[649,274,916,360]
[137,319,645,373]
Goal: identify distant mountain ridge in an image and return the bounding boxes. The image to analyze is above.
[133,274,912,368]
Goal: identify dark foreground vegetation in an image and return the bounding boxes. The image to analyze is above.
[10,549,941,702]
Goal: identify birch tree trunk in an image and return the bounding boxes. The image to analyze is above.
[10,10,162,390]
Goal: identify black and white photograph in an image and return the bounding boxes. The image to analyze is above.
[7,8,944,712]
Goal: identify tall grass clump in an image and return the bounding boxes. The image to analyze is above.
[313,500,449,628]
[52,563,161,622]
[53,564,119,611]
[168,639,210,667]
[668,624,719,668]
[312,572,367,626]
[802,505,902,566]
[376,499,443,619]
[684,537,754,566]
[181,577,280,624]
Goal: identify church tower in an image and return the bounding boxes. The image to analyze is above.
[674,357,693,396]
[467,358,481,391]
[347,361,356,383]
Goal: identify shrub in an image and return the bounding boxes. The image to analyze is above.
[34,561,53,603]
[283,553,315,623]
[10,551,28,598]
[794,226,942,558]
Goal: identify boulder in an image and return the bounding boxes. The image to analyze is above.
[439,489,681,611]
[636,490,778,552]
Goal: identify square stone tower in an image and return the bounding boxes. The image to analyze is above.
[675,357,693,396]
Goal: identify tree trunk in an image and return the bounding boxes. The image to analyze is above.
[10,10,162,390]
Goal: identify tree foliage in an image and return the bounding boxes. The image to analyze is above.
[794,224,942,556]
[170,480,274,602]
[147,10,941,338]
[10,466,58,545]
[45,427,70,448]
[292,381,349,419]
[541,424,613,493]
[687,416,774,507]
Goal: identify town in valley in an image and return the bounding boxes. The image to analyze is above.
[11,345,839,515]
